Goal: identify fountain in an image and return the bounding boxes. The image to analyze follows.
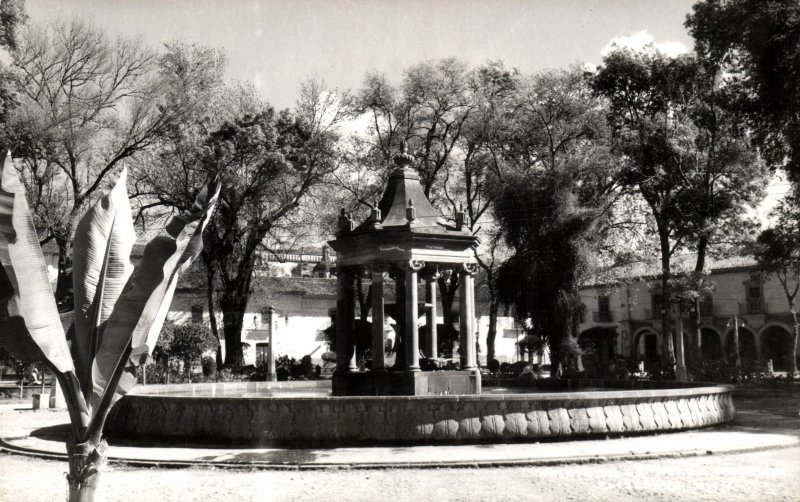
[106,144,735,447]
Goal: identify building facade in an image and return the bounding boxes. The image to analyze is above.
[577,260,798,373]
[171,275,525,367]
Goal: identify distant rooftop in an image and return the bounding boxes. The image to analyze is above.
[584,253,758,287]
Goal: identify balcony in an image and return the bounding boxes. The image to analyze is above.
[592,310,613,323]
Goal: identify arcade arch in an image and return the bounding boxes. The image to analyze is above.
[700,327,722,359]
[760,324,795,372]
[632,329,659,370]
[578,327,617,376]
[723,326,757,361]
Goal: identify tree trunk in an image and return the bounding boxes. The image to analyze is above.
[658,233,675,367]
[221,293,247,366]
[791,309,799,376]
[356,275,372,319]
[54,234,72,309]
[689,236,708,366]
[549,339,561,378]
[486,296,499,364]
[205,262,223,367]
[66,438,108,502]
[437,272,459,354]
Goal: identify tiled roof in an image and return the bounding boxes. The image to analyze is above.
[584,253,759,287]
[253,277,337,297]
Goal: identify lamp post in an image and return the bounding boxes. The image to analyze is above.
[673,304,687,382]
[726,316,745,369]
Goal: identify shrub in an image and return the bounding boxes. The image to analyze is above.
[276,367,290,381]
[688,357,767,384]
[201,356,217,378]
[249,361,272,381]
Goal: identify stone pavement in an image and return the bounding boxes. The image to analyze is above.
[0,403,798,470]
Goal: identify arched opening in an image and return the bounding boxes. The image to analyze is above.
[633,330,659,371]
[724,328,757,361]
[700,328,722,360]
[579,327,617,377]
[761,325,794,372]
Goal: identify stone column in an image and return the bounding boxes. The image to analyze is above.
[266,307,276,381]
[335,266,357,372]
[425,273,439,359]
[370,266,386,371]
[459,263,478,370]
[405,261,425,371]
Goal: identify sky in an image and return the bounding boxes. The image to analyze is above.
[28,0,698,110]
[26,0,789,215]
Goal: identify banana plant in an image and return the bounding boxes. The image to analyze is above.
[0,151,220,501]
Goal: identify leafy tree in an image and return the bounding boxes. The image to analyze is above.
[141,81,345,366]
[592,46,767,373]
[346,59,511,353]
[493,67,616,375]
[687,0,800,184]
[0,0,26,52]
[155,322,217,378]
[753,189,800,375]
[495,171,599,375]
[444,61,517,362]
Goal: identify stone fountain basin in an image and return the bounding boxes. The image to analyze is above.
[105,379,735,447]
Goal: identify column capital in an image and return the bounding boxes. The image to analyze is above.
[398,260,425,272]
[460,262,479,275]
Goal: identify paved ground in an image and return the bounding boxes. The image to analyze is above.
[1,385,799,501]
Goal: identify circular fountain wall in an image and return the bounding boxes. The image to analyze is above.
[105,380,735,447]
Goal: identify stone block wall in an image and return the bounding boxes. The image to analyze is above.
[106,382,735,447]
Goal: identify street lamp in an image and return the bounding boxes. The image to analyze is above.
[726,315,746,369]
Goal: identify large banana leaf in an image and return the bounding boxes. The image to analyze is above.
[91,180,219,405]
[71,168,135,396]
[0,265,46,363]
[0,152,74,373]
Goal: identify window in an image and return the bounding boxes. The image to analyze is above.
[191,305,203,324]
[746,285,763,314]
[255,343,269,365]
[652,293,663,318]
[594,296,612,322]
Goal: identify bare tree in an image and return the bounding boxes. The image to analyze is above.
[2,19,223,305]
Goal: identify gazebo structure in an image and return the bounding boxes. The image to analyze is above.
[328,143,481,396]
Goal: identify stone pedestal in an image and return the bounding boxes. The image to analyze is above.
[332,370,480,396]
[49,377,67,408]
[32,392,49,410]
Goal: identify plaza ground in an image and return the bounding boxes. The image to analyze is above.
[1,384,798,501]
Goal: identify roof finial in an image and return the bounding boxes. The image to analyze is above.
[406,197,416,223]
[393,139,414,168]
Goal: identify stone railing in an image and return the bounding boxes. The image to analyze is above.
[106,380,735,447]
